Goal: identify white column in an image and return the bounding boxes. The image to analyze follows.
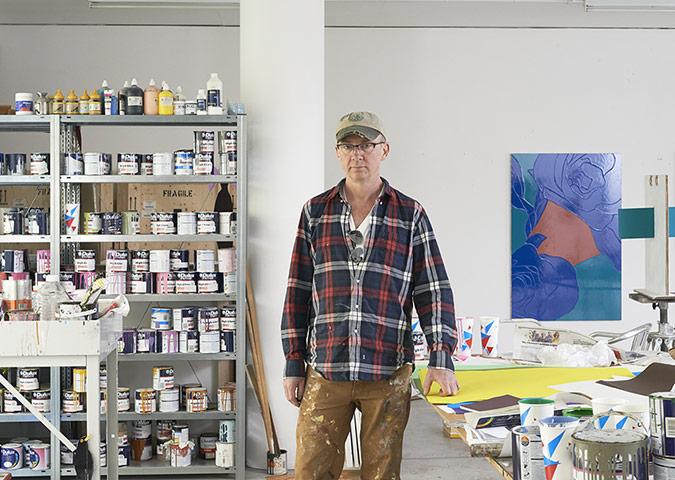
[240,0,324,470]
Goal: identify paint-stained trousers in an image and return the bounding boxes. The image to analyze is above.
[294,364,413,480]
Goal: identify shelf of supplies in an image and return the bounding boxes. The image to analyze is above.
[0,175,50,185]
[102,293,235,302]
[62,459,236,476]
[0,412,55,423]
[60,115,240,127]
[0,115,51,132]
[8,467,52,477]
[62,234,234,243]
[62,408,235,422]
[117,352,235,361]
[0,235,50,243]
[61,175,236,184]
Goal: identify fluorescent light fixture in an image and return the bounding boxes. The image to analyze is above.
[90,0,238,7]
[586,0,675,10]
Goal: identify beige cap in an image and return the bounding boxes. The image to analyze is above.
[336,112,386,142]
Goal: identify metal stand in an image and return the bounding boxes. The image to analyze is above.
[629,289,675,351]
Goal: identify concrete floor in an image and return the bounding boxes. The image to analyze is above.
[245,399,506,479]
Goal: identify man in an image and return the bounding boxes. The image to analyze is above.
[281,112,459,480]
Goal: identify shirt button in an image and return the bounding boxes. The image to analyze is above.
[356,279,360,283]
[354,329,358,333]
[355,305,359,309]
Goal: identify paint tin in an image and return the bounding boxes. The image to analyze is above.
[180,384,200,408]
[117,153,140,175]
[36,250,50,273]
[4,391,22,413]
[219,419,236,443]
[218,248,236,273]
[84,152,112,175]
[154,272,176,294]
[654,454,675,479]
[170,249,189,271]
[84,212,103,234]
[119,329,137,354]
[216,442,235,468]
[511,425,543,480]
[18,368,39,391]
[15,93,34,115]
[25,208,48,235]
[119,444,131,467]
[174,150,194,175]
[220,307,236,330]
[185,101,197,115]
[159,388,179,412]
[174,272,197,294]
[74,250,96,272]
[150,249,171,272]
[219,212,234,234]
[170,443,192,467]
[173,307,196,330]
[199,434,218,460]
[196,212,218,234]
[572,428,648,479]
[62,390,83,413]
[133,420,152,439]
[177,212,197,235]
[198,272,222,293]
[31,388,51,413]
[185,387,208,413]
[106,249,129,272]
[140,154,153,175]
[102,212,123,235]
[6,154,26,175]
[152,152,173,176]
[219,130,237,155]
[122,211,140,235]
[61,438,77,465]
[195,249,215,272]
[650,392,675,458]
[118,387,130,412]
[77,271,96,290]
[27,442,50,470]
[131,437,152,462]
[106,271,126,294]
[2,250,26,273]
[129,272,152,294]
[3,209,24,235]
[73,368,87,393]
[59,271,77,292]
[194,130,215,153]
[217,384,236,412]
[198,307,220,332]
[100,366,107,389]
[131,250,150,273]
[157,330,179,354]
[199,331,220,353]
[150,212,176,235]
[151,307,171,330]
[30,153,49,175]
[137,329,157,353]
[172,424,190,447]
[157,420,174,444]
[220,330,235,353]
[134,388,157,414]
[267,449,287,475]
[98,442,107,467]
[153,366,175,391]
[194,152,214,175]
[64,153,84,175]
[1,443,23,470]
[179,331,199,353]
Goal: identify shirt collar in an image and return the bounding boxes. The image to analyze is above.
[330,177,393,201]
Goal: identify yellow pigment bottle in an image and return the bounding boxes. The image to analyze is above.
[158,82,174,115]
[65,90,79,115]
[52,89,65,114]
[79,90,90,115]
[88,90,102,115]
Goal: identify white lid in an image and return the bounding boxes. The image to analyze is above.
[123,80,130,87]
[210,73,218,78]
[198,88,205,94]
[162,82,169,90]
[131,78,138,86]
[102,80,108,87]
[176,86,183,94]
[149,79,156,86]
[45,274,60,282]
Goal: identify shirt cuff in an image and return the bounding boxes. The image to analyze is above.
[284,358,306,379]
[429,349,455,372]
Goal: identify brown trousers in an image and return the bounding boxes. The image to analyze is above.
[294,364,413,480]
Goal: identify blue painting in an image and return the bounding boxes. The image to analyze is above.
[511,154,621,321]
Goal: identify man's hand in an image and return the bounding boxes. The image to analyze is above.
[283,377,306,407]
[423,368,460,396]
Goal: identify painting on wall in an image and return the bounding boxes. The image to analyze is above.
[511,154,622,321]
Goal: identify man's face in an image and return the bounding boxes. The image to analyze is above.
[335,133,389,183]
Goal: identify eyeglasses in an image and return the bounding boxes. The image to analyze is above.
[336,142,385,154]
[348,230,364,263]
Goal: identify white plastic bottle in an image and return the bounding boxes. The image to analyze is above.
[174,86,185,116]
[34,274,71,321]
[206,73,223,115]
[196,89,207,115]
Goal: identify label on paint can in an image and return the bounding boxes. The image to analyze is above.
[64,153,84,175]
[74,250,96,272]
[194,152,214,175]
[3,209,24,235]
[131,250,150,272]
[84,152,112,175]
[1,443,24,470]
[152,152,173,176]
[219,420,236,443]
[151,212,176,235]
[153,366,175,391]
[220,330,235,353]
[198,272,222,293]
[140,154,153,175]
[4,391,23,413]
[158,330,179,354]
[27,443,50,470]
[170,249,189,271]
[25,208,49,235]
[121,211,141,235]
[199,434,218,459]
[216,442,235,468]
[134,388,157,414]
[18,368,39,391]
[117,153,139,175]
[194,131,215,153]
[118,388,131,412]
[197,212,218,234]
[84,212,103,234]
[31,389,51,413]
[106,250,129,272]
[30,153,49,175]
[220,307,236,329]
[102,212,123,235]
[174,150,194,175]
[173,307,195,330]
[136,329,156,353]
[151,308,171,330]
[219,212,233,234]
[150,250,171,272]
[198,307,220,332]
[179,331,199,353]
[175,271,197,294]
[195,249,215,272]
[177,212,197,235]
[130,272,152,294]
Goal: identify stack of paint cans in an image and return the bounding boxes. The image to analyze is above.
[1,250,27,273]
[131,420,153,461]
[217,130,237,175]
[157,421,174,457]
[105,249,128,294]
[1,207,49,236]
[218,247,237,294]
[193,131,215,175]
[170,424,193,467]
[84,211,140,235]
[74,250,97,290]
[153,366,179,412]
[199,433,218,460]
[650,392,675,476]
[216,419,235,467]
[0,153,27,175]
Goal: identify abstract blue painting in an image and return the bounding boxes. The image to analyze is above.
[511,154,621,321]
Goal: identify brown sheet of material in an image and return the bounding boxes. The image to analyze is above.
[597,362,675,396]
[461,394,521,412]
[267,472,360,480]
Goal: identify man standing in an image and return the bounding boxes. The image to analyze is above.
[281,112,459,479]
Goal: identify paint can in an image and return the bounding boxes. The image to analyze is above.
[27,442,50,470]
[511,425,544,480]
[131,437,152,462]
[84,212,103,234]
[199,434,218,459]
[31,388,51,413]
[73,368,87,393]
[99,366,107,389]
[219,419,236,443]
[196,212,218,234]
[216,442,235,468]
[157,330,179,354]
[174,150,194,175]
[174,272,197,294]
[194,152,214,175]
[6,154,26,175]
[170,249,189,271]
[198,272,222,293]
[218,248,236,273]
[62,390,83,413]
[121,211,140,235]
[106,249,129,272]
[15,93,34,115]
[173,307,195,330]
[18,367,39,391]
[218,130,237,155]
[3,209,24,235]
[136,329,157,353]
[180,384,200,408]
[185,100,197,115]
[153,366,175,390]
[30,153,49,175]
[74,250,96,272]
[219,212,234,234]
[194,130,215,153]
[220,330,235,353]
[152,152,173,176]
[157,421,174,447]
[1,443,23,470]
[77,270,96,290]
[61,439,77,465]
[172,424,190,447]
[150,249,171,272]
[140,154,153,175]
[185,387,208,413]
[36,250,50,273]
[130,272,152,294]
[64,153,84,175]
[217,384,236,412]
[177,212,197,235]
[198,307,219,332]
[150,212,176,235]
[179,331,199,353]
[195,249,215,272]
[135,388,156,414]
[84,152,112,175]
[159,388,179,412]
[117,153,140,175]
[650,392,675,458]
[2,250,26,273]
[25,208,48,235]
[105,272,127,294]
[118,444,131,467]
[151,308,171,330]
[654,454,675,479]
[131,250,150,272]
[572,426,648,479]
[102,212,123,235]
[100,390,107,414]
[154,272,176,294]
[170,443,192,467]
[267,449,287,476]
[118,387,130,412]
[199,331,220,353]
[3,391,22,413]
[119,329,137,354]
[132,419,152,439]
[59,271,77,292]
[220,306,236,330]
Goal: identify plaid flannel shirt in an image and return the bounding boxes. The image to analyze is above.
[281,178,456,382]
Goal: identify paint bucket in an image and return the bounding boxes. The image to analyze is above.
[179,331,199,353]
[196,212,218,234]
[73,368,87,393]
[218,248,236,273]
[194,131,215,153]
[194,152,214,174]
[130,272,152,294]
[102,212,123,235]
[134,388,156,414]
[219,212,233,234]
[197,272,222,293]
[174,150,194,175]
[99,442,107,467]
[217,384,236,412]
[100,390,107,414]
[36,250,50,273]
[157,330,179,354]
[131,250,150,272]
[105,272,126,294]
[650,392,675,458]
[30,153,49,175]
[153,366,175,390]
[154,272,176,294]
[118,387,130,412]
[105,249,129,272]
[132,419,152,439]
[170,443,192,467]
[118,444,131,467]
[216,442,235,468]
[150,249,171,272]
[119,330,137,354]
[27,442,50,470]
[131,437,152,462]
[173,307,196,330]
[616,404,650,433]
[519,398,554,426]
[199,331,220,353]
[84,212,103,234]
[25,208,48,235]
[140,154,153,175]
[199,434,218,459]
[121,211,141,235]
[99,367,107,389]
[195,249,215,272]
[185,387,208,413]
[511,425,544,480]
[150,213,176,235]
[151,308,171,330]
[2,250,26,273]
[1,443,24,470]
[170,249,189,271]
[220,330,235,353]
[198,307,219,332]
[175,272,197,294]
[3,209,24,235]
[117,153,140,175]
[18,367,39,391]
[539,416,579,480]
[83,152,111,175]
[267,450,287,475]
[136,329,157,353]
[74,250,96,272]
[61,439,77,465]
[219,419,235,443]
[654,454,675,478]
[4,391,23,413]
[31,388,51,413]
[6,154,26,175]
[177,212,196,235]
[220,306,236,329]
[593,397,629,430]
[62,390,83,413]
[159,388,179,412]
[172,424,189,447]
[64,153,84,175]
[152,152,173,176]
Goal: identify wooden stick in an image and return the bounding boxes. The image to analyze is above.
[246,306,274,453]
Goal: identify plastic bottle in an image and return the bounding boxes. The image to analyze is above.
[173,86,185,116]
[52,89,65,115]
[158,82,174,115]
[206,73,223,115]
[65,90,79,115]
[89,90,102,115]
[144,79,160,115]
[126,78,144,115]
[100,80,116,115]
[79,90,90,115]
[34,274,70,321]
[196,89,207,115]
[119,80,130,115]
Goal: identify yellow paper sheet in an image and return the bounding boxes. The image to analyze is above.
[419,366,634,404]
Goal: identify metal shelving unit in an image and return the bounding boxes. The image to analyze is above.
[0,175,50,185]
[62,234,234,243]
[61,175,236,184]
[0,235,50,243]
[117,352,235,361]
[62,458,236,477]
[103,293,236,302]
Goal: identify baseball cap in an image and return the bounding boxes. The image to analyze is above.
[336,112,386,142]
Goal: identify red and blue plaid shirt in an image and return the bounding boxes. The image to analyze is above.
[281,178,457,382]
